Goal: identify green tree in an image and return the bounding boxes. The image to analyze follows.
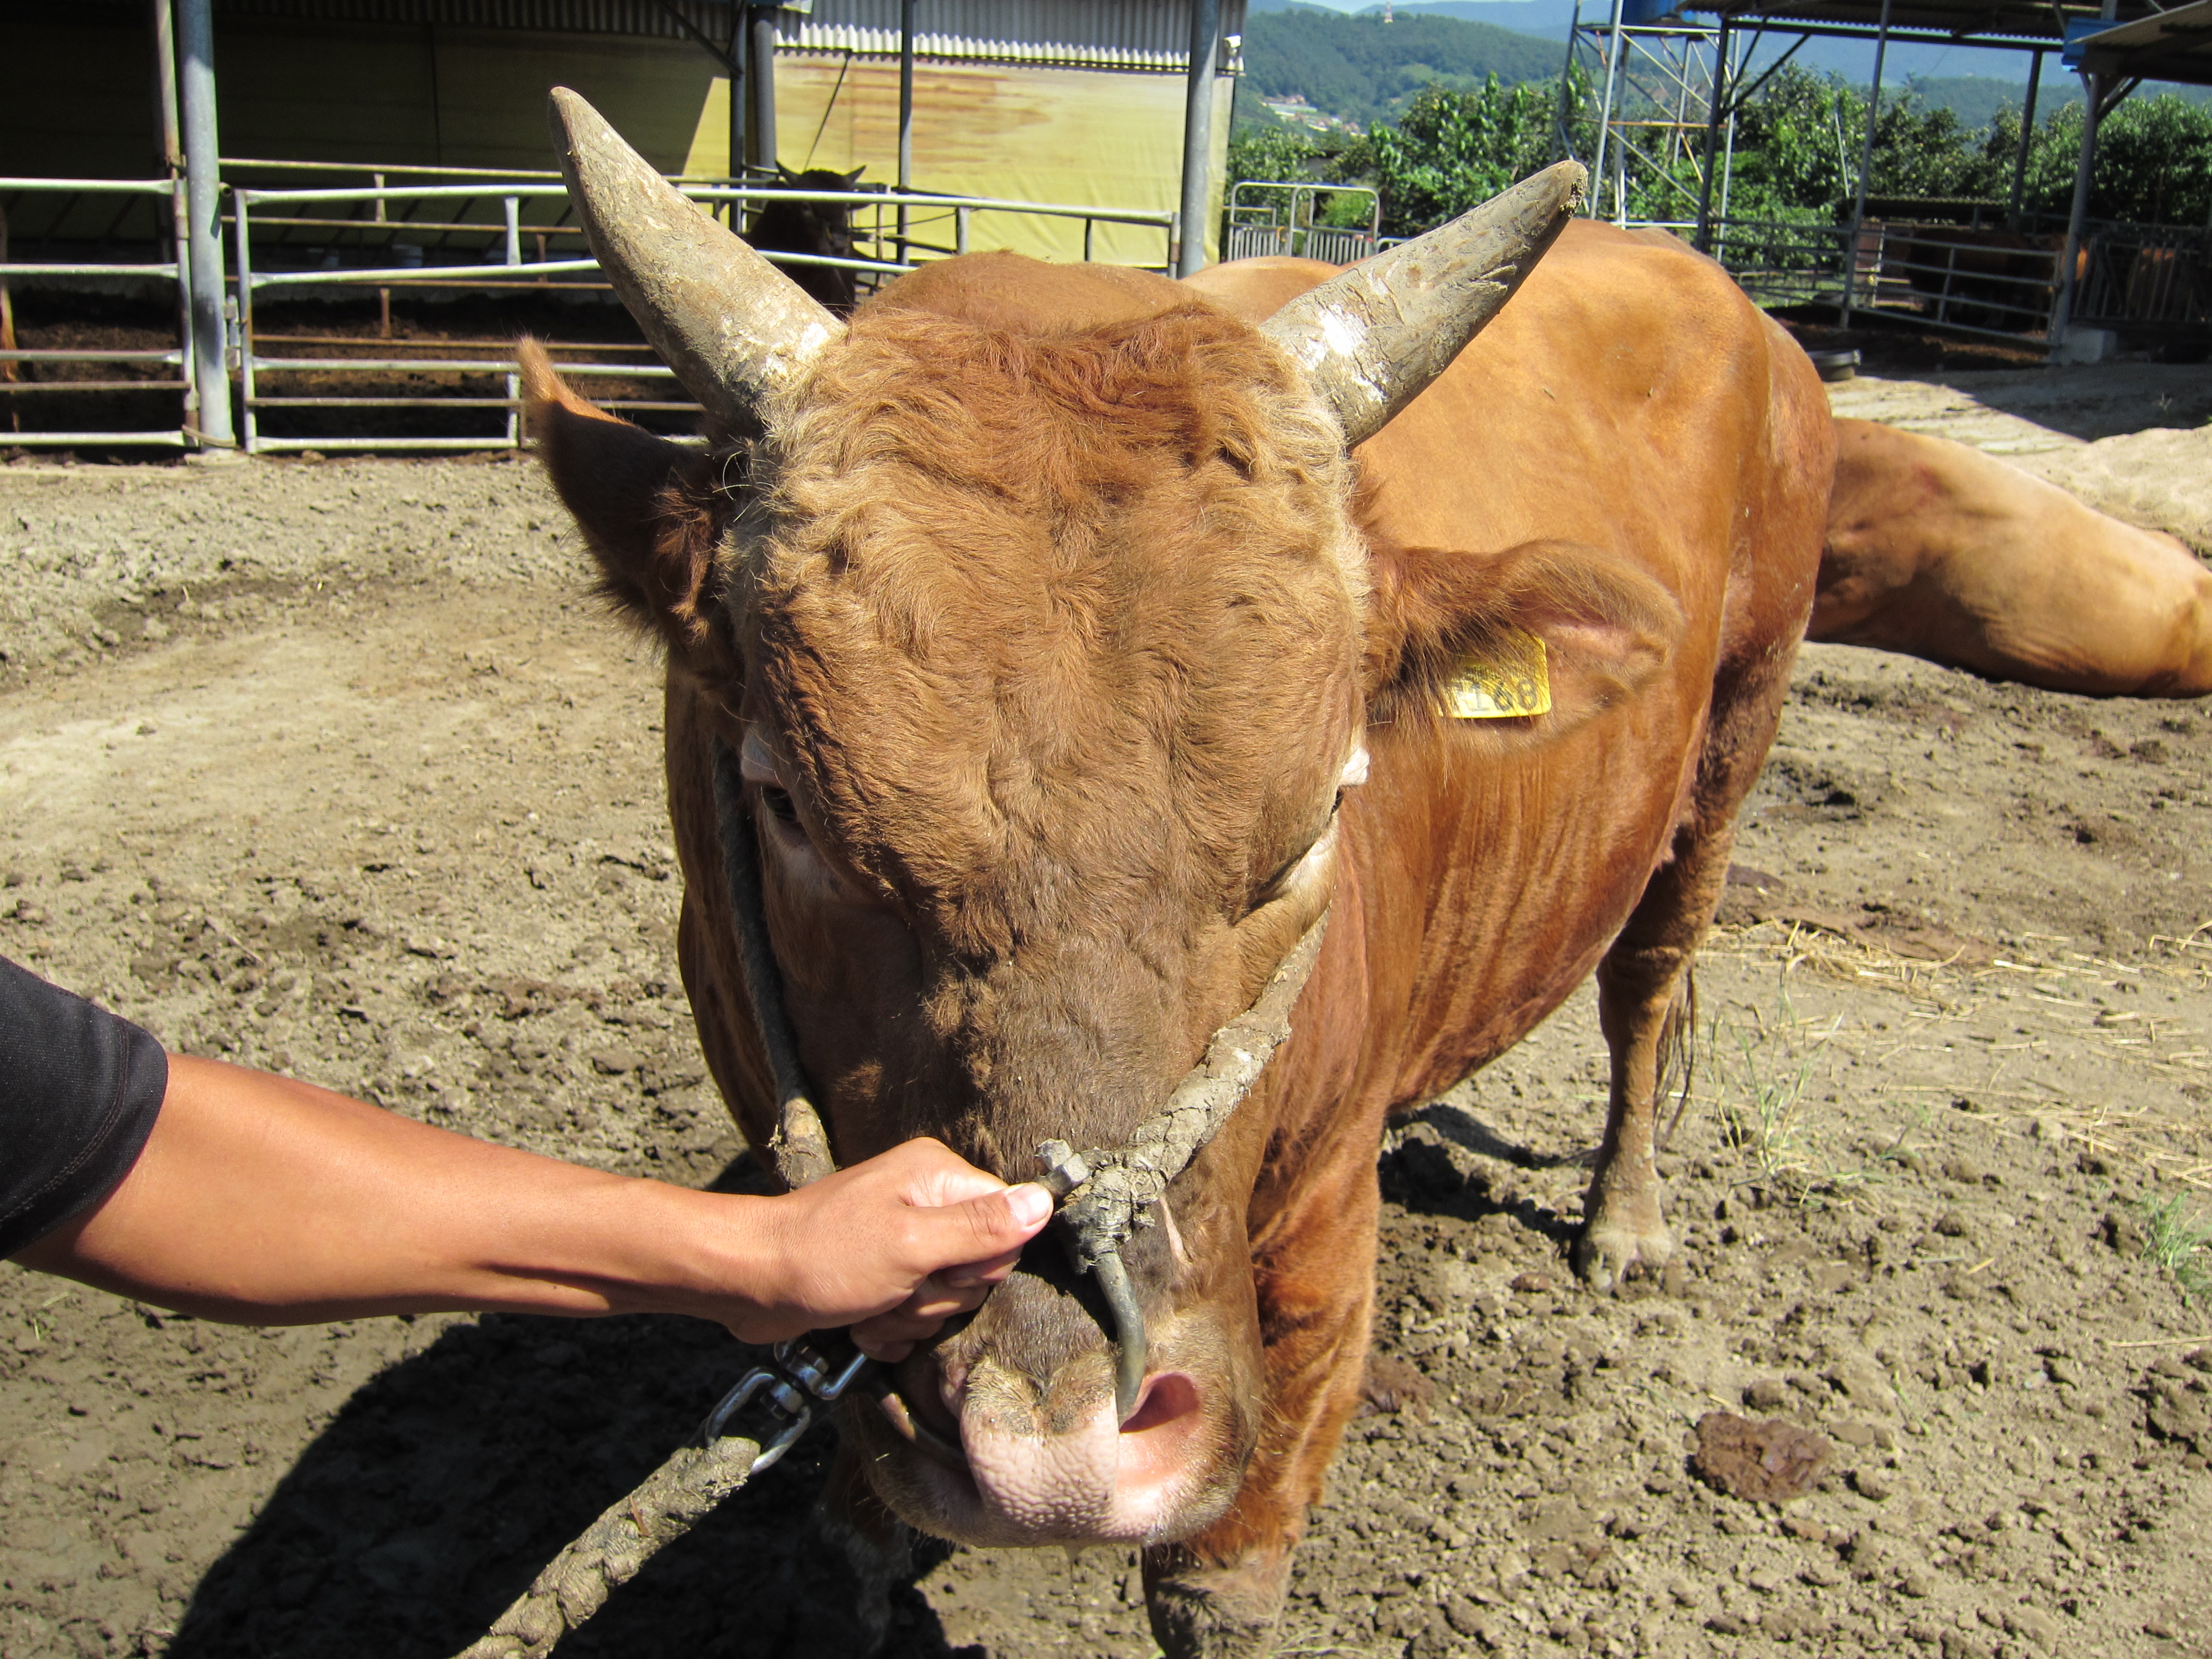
[1365,76,1581,236]
[2079,94,2212,225]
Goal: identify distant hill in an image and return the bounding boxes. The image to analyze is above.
[1239,7,1566,128]
[1238,2,2210,135]
[1896,75,2078,128]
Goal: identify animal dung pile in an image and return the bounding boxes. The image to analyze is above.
[1689,1411,1834,1504]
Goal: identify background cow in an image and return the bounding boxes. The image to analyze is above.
[525,91,1829,1658]
[1813,418,2212,697]
[745,163,868,315]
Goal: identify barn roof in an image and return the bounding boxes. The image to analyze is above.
[155,0,1246,72]
[1686,0,2212,83]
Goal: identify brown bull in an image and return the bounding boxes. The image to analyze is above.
[1892,224,2060,330]
[1813,418,2212,696]
[523,90,1829,1658]
[2124,245,2212,326]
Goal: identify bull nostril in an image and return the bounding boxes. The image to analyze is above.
[1119,1371,1201,1436]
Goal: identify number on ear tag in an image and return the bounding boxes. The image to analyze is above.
[1441,628,1552,719]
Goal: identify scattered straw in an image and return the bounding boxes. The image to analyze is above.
[2104,1334,2212,1349]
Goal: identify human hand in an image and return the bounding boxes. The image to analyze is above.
[734,1139,1054,1360]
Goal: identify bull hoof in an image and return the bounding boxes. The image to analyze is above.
[1143,1545,1290,1659]
[1572,1211,1674,1293]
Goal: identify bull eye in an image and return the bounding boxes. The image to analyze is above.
[760,785,801,827]
[1253,799,1343,911]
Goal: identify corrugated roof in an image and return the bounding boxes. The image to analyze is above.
[210,0,738,36]
[181,0,1244,70]
[785,0,1248,71]
[2068,0,2212,86]
[1691,0,2175,47]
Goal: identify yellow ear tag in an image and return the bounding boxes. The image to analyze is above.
[1441,627,1552,719]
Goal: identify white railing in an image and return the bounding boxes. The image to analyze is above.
[1224,181,1380,268]
[0,177,196,448]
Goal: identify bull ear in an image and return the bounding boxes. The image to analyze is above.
[519,338,733,660]
[1364,539,1684,740]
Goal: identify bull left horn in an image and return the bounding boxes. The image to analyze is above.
[548,87,844,432]
[1261,160,1587,447]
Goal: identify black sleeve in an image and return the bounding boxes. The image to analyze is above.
[1,955,169,1259]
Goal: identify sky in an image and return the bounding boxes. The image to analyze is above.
[1254,0,2057,82]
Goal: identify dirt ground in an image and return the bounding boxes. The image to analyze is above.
[3,364,2211,1659]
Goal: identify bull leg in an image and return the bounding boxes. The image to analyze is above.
[1144,1141,1380,1659]
[1573,839,1717,1291]
[1577,662,1792,1292]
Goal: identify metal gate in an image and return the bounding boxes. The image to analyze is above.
[1224,182,1380,266]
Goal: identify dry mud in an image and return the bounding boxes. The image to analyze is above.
[4,368,2212,1659]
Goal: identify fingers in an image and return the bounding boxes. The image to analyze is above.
[848,1256,1026,1359]
[883,1136,1019,1208]
[940,1245,1025,1291]
[935,1182,1054,1262]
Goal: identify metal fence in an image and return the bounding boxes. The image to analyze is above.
[1708,218,1857,314]
[0,176,198,448]
[1711,208,2212,351]
[2075,222,2212,337]
[1223,181,1380,266]
[2,166,1176,453]
[227,179,1174,453]
[1711,215,2063,343]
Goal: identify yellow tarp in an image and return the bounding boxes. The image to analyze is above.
[683,58,1229,267]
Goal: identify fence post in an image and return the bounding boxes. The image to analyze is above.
[505,195,521,446]
[178,0,234,447]
[956,205,971,256]
[231,190,256,453]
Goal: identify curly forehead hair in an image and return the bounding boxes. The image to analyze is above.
[755,300,1367,598]
[723,299,1372,930]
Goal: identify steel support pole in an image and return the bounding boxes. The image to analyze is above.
[1840,0,1891,326]
[2007,49,2043,227]
[1176,0,1221,278]
[2052,70,2103,345]
[1552,0,1584,163]
[153,0,182,171]
[898,0,915,194]
[151,0,198,431]
[178,0,232,447]
[897,0,914,259]
[1693,18,1730,252]
[728,6,744,200]
[748,5,778,173]
[1589,0,1628,223]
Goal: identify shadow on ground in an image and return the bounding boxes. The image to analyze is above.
[168,1162,971,1659]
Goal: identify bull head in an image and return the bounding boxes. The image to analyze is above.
[547,87,1582,446]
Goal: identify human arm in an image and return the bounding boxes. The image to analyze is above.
[14,1052,1051,1360]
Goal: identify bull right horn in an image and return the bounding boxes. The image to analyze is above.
[1261,160,1587,447]
[548,87,844,433]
